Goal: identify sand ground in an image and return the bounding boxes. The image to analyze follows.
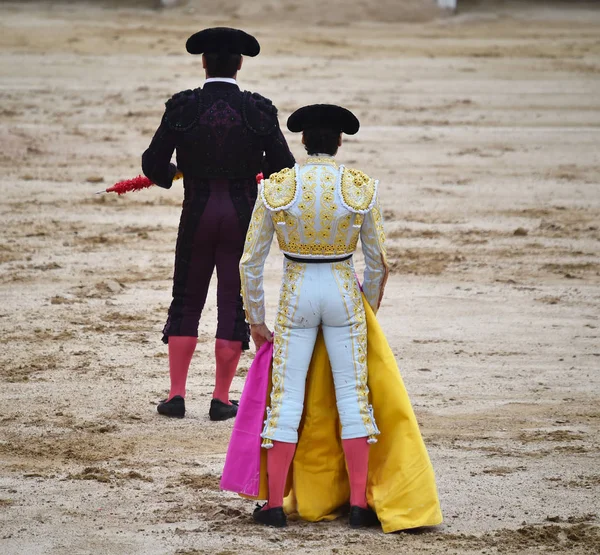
[0,1,599,553]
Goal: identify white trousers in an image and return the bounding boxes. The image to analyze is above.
[261,258,379,446]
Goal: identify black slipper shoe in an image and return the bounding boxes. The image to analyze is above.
[253,503,287,528]
[349,506,379,528]
[157,395,185,418]
[209,398,238,421]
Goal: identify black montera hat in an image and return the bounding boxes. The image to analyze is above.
[287,104,360,135]
[186,27,260,57]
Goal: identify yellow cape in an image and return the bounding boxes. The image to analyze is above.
[250,296,443,533]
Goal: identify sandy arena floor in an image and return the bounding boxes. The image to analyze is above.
[0,1,599,553]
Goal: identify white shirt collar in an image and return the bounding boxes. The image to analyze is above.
[204,77,238,86]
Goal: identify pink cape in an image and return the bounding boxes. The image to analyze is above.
[220,341,273,496]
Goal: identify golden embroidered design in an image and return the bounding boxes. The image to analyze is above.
[334,213,353,253]
[340,167,377,213]
[305,156,338,168]
[262,166,298,210]
[261,261,306,447]
[317,167,337,243]
[265,164,382,259]
[299,166,318,244]
[331,260,379,442]
[370,202,389,308]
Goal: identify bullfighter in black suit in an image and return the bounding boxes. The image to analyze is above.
[142,28,295,421]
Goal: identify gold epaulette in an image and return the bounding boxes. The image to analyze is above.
[339,167,378,214]
[261,166,299,211]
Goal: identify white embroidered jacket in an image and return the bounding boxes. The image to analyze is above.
[240,156,389,324]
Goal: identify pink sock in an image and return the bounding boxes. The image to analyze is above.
[266,440,296,509]
[213,338,242,404]
[167,336,197,400]
[342,437,370,508]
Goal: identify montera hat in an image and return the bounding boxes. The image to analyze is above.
[186,27,260,57]
[287,104,360,135]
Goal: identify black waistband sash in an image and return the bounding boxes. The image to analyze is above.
[284,253,352,264]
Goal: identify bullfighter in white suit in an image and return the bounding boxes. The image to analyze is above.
[239,104,389,528]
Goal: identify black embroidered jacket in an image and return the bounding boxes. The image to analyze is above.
[141,82,295,188]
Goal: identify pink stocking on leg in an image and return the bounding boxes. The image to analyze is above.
[167,336,197,400]
[342,437,370,509]
[213,338,242,404]
[266,441,296,509]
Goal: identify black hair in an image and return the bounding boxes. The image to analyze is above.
[204,53,242,78]
[302,127,341,156]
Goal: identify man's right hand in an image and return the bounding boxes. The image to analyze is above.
[251,323,273,349]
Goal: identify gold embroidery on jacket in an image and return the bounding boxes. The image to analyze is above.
[318,168,337,243]
[334,213,352,252]
[371,202,389,307]
[360,199,389,309]
[340,168,376,212]
[306,156,338,168]
[262,167,297,210]
[299,167,317,244]
[272,211,285,246]
[268,165,376,258]
[371,204,388,263]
